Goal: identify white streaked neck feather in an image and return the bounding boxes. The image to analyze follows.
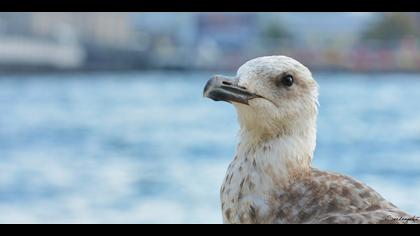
[236,121,316,186]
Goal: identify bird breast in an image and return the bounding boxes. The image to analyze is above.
[220,148,279,224]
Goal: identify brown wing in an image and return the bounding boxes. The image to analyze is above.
[271,169,413,224]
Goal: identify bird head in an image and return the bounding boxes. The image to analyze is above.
[204,56,319,140]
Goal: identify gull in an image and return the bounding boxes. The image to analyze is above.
[203,55,416,224]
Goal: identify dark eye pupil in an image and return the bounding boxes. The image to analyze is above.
[282,75,294,87]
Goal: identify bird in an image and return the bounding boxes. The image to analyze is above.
[203,55,417,224]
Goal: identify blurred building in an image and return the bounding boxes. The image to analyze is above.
[132,13,260,70]
[0,13,33,36]
[30,13,136,49]
[0,13,85,70]
[196,13,258,51]
[0,13,151,71]
[132,13,198,69]
[194,13,259,69]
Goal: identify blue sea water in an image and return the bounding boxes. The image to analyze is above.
[0,71,419,223]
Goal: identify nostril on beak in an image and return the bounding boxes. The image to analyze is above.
[222,81,232,86]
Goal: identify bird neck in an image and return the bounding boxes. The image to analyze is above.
[236,123,316,186]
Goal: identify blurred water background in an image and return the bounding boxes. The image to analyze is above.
[0,12,420,224]
[0,72,420,223]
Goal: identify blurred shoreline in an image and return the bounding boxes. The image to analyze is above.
[1,13,419,75]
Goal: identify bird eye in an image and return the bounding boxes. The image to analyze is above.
[281,75,294,87]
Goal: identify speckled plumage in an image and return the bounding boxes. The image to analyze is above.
[215,56,415,224]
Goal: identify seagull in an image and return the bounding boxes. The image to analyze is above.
[203,55,416,224]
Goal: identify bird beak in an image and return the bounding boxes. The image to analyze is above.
[203,75,261,105]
